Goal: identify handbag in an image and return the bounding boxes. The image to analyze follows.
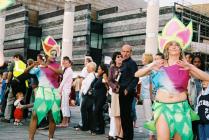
[87,74,97,96]
[87,86,96,96]
[106,88,112,103]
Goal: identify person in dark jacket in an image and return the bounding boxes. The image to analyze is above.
[92,64,108,135]
[118,44,138,140]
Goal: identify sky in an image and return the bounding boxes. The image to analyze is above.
[130,0,209,9]
[159,0,209,7]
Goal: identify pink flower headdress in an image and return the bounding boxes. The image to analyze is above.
[158,17,193,53]
[42,36,60,58]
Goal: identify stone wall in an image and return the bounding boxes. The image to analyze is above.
[38,4,91,69]
[97,7,173,65]
[4,4,29,58]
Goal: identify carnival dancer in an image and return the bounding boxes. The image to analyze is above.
[28,36,62,140]
[135,17,209,140]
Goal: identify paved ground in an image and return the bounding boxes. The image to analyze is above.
[0,105,149,140]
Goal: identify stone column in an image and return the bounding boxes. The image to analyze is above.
[61,0,76,60]
[145,0,159,55]
[0,11,5,66]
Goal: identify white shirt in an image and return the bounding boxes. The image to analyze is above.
[59,67,73,93]
[80,72,95,95]
[80,66,88,78]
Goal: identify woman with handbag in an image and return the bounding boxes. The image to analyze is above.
[108,52,123,140]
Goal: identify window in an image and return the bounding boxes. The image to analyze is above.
[29,36,41,51]
[90,33,102,49]
[29,36,37,50]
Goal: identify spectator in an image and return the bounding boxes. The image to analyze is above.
[139,53,154,140]
[108,52,123,140]
[92,64,108,135]
[1,54,26,123]
[196,78,209,140]
[76,62,97,132]
[57,56,73,128]
[188,55,205,140]
[185,53,193,64]
[118,44,138,140]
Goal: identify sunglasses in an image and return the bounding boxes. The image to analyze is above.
[116,55,122,58]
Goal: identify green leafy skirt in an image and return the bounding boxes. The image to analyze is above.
[33,86,61,125]
[144,100,199,140]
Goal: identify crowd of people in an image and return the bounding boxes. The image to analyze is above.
[0,17,209,140]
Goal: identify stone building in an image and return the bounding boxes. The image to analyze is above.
[2,1,209,70]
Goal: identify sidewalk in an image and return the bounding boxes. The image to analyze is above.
[0,105,149,140]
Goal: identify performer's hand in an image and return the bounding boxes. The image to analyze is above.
[149,60,164,70]
[40,64,48,68]
[177,59,192,70]
[34,61,39,66]
[124,89,128,96]
[17,104,24,109]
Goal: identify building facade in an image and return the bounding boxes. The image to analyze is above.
[3,2,209,70]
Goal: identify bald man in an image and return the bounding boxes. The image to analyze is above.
[118,44,138,140]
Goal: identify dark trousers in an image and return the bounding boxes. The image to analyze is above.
[80,95,94,131]
[192,120,199,140]
[10,79,26,96]
[93,93,106,133]
[24,87,33,118]
[119,89,134,140]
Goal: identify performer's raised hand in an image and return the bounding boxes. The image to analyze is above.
[148,59,164,71]
[177,59,192,70]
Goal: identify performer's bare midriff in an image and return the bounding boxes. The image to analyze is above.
[155,89,187,103]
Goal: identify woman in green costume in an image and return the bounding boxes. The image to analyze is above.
[135,17,209,140]
[28,36,62,140]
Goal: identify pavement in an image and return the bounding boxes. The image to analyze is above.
[0,105,150,140]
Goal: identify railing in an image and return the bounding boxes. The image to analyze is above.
[191,42,209,54]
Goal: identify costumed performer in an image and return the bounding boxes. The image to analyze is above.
[28,36,62,140]
[135,17,209,140]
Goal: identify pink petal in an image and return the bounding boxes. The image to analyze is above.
[176,29,190,45]
[165,21,183,36]
[48,38,56,46]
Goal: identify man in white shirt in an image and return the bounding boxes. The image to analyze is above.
[79,56,93,78]
[77,62,97,131]
[75,56,93,106]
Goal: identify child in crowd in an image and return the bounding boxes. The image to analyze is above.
[14,92,24,126]
[196,79,209,140]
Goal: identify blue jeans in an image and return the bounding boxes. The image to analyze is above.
[131,97,137,121]
[75,91,80,106]
[198,124,209,140]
